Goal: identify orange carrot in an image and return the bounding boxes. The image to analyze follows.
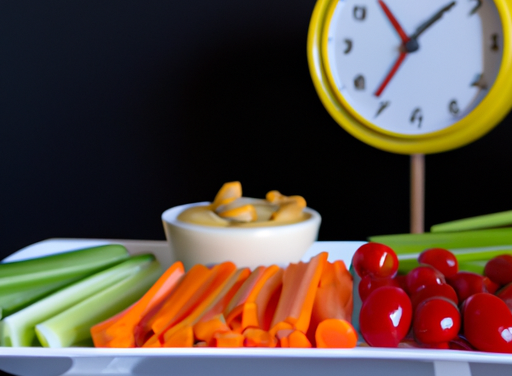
[149,264,247,347]
[224,265,283,332]
[162,325,194,348]
[306,260,353,346]
[278,329,312,348]
[243,328,277,348]
[193,314,231,345]
[134,263,216,346]
[200,268,250,323]
[270,252,328,333]
[315,319,358,348]
[212,330,244,347]
[151,263,234,334]
[268,321,293,338]
[91,261,185,348]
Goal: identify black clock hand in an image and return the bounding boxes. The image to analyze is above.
[403,1,457,53]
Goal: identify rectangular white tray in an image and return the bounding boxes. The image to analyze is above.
[1,239,512,376]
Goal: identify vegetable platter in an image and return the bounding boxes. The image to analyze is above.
[1,239,512,376]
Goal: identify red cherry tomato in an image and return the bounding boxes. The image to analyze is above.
[418,248,458,277]
[462,293,512,353]
[413,297,460,345]
[483,276,500,294]
[359,286,412,347]
[484,254,512,287]
[358,275,401,302]
[495,282,512,312]
[405,265,445,295]
[410,283,458,312]
[352,242,398,279]
[446,272,487,303]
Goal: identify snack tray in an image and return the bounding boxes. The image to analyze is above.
[1,238,512,376]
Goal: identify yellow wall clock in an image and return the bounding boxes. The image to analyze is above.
[308,0,512,154]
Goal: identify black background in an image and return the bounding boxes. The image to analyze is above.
[1,0,512,262]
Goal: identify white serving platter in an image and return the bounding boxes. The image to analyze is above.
[1,239,512,376]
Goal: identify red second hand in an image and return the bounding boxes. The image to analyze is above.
[375,0,410,97]
[377,0,410,44]
[375,51,407,97]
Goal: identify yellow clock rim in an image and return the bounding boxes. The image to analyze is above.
[307,0,512,155]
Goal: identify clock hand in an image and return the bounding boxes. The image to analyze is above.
[377,0,410,44]
[374,1,457,96]
[374,1,411,97]
[404,1,456,52]
[374,51,407,97]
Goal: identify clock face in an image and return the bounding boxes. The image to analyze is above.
[323,0,504,136]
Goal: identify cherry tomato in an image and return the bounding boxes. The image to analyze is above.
[446,272,487,303]
[462,293,512,353]
[359,286,412,347]
[418,248,458,277]
[413,297,460,345]
[483,276,500,294]
[484,254,512,287]
[358,275,401,302]
[352,242,398,279]
[410,283,458,312]
[405,265,445,295]
[495,282,512,312]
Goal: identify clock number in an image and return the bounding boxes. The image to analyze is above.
[410,108,423,128]
[344,39,353,54]
[471,73,487,89]
[491,34,500,52]
[469,0,482,15]
[375,101,390,118]
[353,6,366,21]
[354,75,365,90]
[449,100,460,115]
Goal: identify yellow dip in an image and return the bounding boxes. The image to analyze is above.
[177,182,310,228]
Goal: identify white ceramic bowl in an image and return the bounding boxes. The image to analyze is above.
[162,202,322,270]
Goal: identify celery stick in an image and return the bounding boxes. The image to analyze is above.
[0,244,129,290]
[456,261,487,275]
[0,254,157,347]
[35,259,162,348]
[369,228,512,256]
[396,246,512,274]
[431,210,512,233]
[0,276,83,318]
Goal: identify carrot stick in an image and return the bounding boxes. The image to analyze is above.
[306,260,353,346]
[243,328,277,348]
[200,268,250,323]
[133,263,213,346]
[151,263,234,334]
[212,330,244,347]
[153,265,248,346]
[224,266,266,326]
[224,265,283,332]
[315,319,358,348]
[152,263,236,336]
[161,325,194,348]
[91,261,185,347]
[193,314,230,345]
[278,329,312,348]
[268,321,293,338]
[270,252,328,333]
